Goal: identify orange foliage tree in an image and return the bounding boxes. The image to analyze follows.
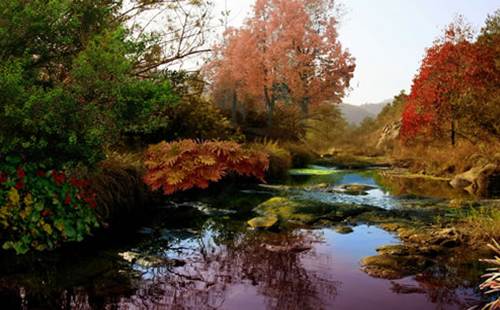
[143,140,269,195]
[206,0,355,128]
[401,16,500,145]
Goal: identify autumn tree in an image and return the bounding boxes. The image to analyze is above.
[469,9,500,140]
[401,17,480,145]
[207,0,354,128]
[401,15,500,146]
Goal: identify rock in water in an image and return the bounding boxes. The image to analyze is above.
[359,254,431,280]
[450,162,499,197]
[334,226,354,234]
[263,244,312,253]
[247,216,278,230]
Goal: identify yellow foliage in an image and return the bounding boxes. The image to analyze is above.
[8,187,19,205]
[42,223,53,235]
[55,221,65,232]
[24,194,33,206]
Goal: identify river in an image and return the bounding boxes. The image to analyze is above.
[0,166,493,309]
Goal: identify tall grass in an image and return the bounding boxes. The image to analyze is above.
[456,206,500,243]
[86,150,153,223]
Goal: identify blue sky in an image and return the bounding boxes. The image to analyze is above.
[211,0,499,105]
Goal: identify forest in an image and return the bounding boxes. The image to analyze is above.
[1,0,500,309]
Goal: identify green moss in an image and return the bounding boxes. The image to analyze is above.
[256,197,380,225]
[288,167,335,176]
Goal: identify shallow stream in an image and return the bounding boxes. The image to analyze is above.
[0,166,493,309]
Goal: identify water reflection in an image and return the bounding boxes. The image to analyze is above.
[274,167,472,210]
[115,221,340,310]
[0,168,491,310]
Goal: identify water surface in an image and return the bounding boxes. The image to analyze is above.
[0,167,490,309]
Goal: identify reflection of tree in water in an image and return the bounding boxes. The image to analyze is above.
[374,171,471,199]
[389,250,486,310]
[113,225,340,310]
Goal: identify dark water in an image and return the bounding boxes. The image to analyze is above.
[0,167,492,309]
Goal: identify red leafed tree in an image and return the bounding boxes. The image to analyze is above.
[206,0,355,128]
[143,140,269,195]
[401,17,495,145]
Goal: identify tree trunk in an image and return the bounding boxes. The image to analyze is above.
[265,86,274,128]
[301,97,309,120]
[231,89,237,124]
[241,104,248,124]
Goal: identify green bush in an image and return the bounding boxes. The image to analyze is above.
[0,157,102,254]
[0,3,179,169]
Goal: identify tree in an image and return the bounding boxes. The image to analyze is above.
[122,0,215,76]
[206,0,354,128]
[0,0,216,168]
[400,17,479,146]
[401,15,500,146]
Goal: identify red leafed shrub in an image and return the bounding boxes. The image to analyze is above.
[143,140,269,195]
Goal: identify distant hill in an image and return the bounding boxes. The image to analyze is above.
[340,99,392,125]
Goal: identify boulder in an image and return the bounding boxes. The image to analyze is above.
[450,162,500,197]
[359,254,431,279]
[334,226,354,234]
[247,216,279,230]
[376,120,401,151]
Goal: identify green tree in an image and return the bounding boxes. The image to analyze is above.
[0,0,215,168]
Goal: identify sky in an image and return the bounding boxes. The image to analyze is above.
[210,0,500,105]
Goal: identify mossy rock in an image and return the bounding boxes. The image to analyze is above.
[376,245,411,256]
[359,254,431,279]
[256,197,381,225]
[339,184,377,191]
[247,216,279,229]
[334,226,354,234]
[380,223,403,232]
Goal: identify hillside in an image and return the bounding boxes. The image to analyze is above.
[340,99,392,125]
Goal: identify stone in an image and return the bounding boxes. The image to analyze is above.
[359,254,431,280]
[376,120,402,151]
[334,226,354,234]
[118,251,185,268]
[450,162,500,197]
[380,223,402,232]
[256,197,382,225]
[247,216,279,229]
[339,184,377,191]
[262,244,312,254]
[376,245,410,256]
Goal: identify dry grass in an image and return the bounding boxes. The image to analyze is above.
[390,140,499,177]
[86,150,153,222]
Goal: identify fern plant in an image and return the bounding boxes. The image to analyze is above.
[475,240,500,310]
[143,140,269,194]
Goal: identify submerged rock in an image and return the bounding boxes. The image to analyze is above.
[119,251,185,268]
[359,253,431,280]
[196,205,236,216]
[247,216,279,230]
[262,244,312,254]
